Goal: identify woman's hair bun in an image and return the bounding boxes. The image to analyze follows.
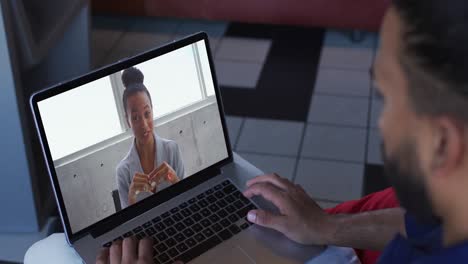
[121,67,144,88]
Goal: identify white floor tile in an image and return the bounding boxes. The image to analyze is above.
[295,159,364,201]
[314,69,371,97]
[308,95,369,127]
[367,129,384,165]
[225,116,244,148]
[319,47,374,70]
[215,60,263,88]
[216,37,272,63]
[238,152,296,180]
[301,125,367,162]
[237,118,304,156]
[174,20,227,56]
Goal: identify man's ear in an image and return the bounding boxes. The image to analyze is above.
[431,117,465,176]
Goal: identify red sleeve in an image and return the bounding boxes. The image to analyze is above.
[324,187,399,264]
[325,187,398,215]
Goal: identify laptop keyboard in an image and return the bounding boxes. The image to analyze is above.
[103,179,257,264]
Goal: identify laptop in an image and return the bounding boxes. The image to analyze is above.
[30,32,323,263]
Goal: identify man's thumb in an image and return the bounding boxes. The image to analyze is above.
[247,209,284,231]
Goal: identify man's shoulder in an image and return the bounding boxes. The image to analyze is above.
[418,241,468,263]
[379,213,468,263]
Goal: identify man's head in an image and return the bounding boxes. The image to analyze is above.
[374,0,468,225]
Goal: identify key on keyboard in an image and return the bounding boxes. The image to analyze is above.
[109,180,258,263]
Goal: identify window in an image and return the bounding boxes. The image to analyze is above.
[39,40,216,161]
[196,41,216,97]
[135,44,204,118]
[38,77,122,160]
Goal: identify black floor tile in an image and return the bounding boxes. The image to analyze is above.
[220,23,325,122]
[363,164,390,196]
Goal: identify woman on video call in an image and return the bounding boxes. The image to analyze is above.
[116,67,185,208]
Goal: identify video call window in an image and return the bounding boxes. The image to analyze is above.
[37,40,228,233]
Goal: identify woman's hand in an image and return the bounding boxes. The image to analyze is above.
[128,162,180,205]
[148,162,180,190]
[162,162,180,184]
[128,173,152,205]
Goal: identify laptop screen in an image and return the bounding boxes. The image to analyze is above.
[36,38,229,234]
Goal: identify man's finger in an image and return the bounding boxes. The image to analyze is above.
[109,240,122,264]
[246,174,291,191]
[122,237,138,263]
[243,182,290,213]
[138,237,153,263]
[96,248,109,264]
[247,209,287,233]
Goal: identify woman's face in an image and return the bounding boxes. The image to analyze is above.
[126,92,154,144]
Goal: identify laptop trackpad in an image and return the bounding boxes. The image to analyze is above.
[193,245,255,264]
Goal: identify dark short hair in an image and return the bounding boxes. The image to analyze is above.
[393,0,468,122]
[121,67,153,116]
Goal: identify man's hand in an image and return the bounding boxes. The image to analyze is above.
[243,173,337,245]
[96,237,153,264]
[96,237,184,264]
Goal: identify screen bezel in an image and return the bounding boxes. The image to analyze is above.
[30,32,233,243]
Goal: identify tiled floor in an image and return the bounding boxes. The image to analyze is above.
[301,124,367,162]
[236,118,304,156]
[92,16,385,207]
[307,95,369,127]
[215,60,264,88]
[295,159,364,202]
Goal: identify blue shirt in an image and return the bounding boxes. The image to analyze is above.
[378,213,468,263]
